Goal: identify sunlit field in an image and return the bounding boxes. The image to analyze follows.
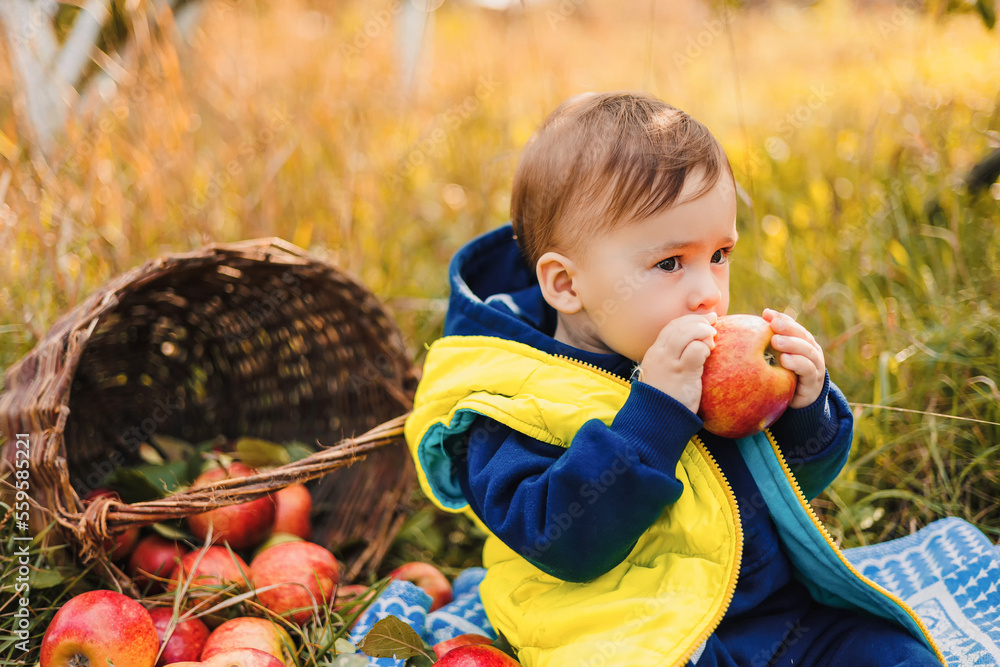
[1,0,999,563]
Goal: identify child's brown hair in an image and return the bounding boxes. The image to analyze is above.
[511,92,731,269]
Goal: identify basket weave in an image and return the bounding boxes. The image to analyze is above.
[0,237,415,584]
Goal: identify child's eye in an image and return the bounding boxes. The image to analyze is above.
[656,257,679,272]
[712,248,732,264]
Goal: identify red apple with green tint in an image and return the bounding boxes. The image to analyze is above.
[433,633,494,659]
[162,648,286,667]
[389,561,452,611]
[271,483,312,539]
[40,590,159,667]
[187,462,275,549]
[149,607,210,666]
[249,540,340,624]
[201,617,294,663]
[432,644,521,665]
[167,546,250,604]
[130,535,189,592]
[698,314,798,439]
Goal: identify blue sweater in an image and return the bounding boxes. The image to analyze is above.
[444,225,853,618]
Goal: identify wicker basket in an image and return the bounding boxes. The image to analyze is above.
[0,238,416,585]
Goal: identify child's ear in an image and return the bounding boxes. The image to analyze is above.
[537,251,582,314]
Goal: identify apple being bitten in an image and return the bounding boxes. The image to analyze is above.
[149,607,210,667]
[40,590,159,667]
[388,561,452,611]
[186,463,275,550]
[698,314,798,439]
[162,648,286,667]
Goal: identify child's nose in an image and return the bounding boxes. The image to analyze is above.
[687,272,722,312]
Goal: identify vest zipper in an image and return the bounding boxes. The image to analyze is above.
[554,352,746,665]
[675,435,744,667]
[550,353,633,386]
[759,428,948,665]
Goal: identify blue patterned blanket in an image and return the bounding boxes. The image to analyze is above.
[846,517,1000,665]
[346,518,1000,665]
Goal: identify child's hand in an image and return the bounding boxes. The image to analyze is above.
[638,312,718,414]
[762,308,826,409]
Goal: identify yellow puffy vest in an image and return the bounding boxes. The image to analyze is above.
[406,336,740,666]
[405,335,944,667]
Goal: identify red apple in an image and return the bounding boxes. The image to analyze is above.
[40,590,159,667]
[248,540,340,624]
[162,648,287,667]
[389,562,452,611]
[252,532,303,559]
[433,634,494,659]
[130,536,190,592]
[334,584,377,605]
[271,483,312,539]
[187,462,275,549]
[167,546,250,603]
[698,314,798,439]
[84,488,140,560]
[432,645,521,665]
[149,607,210,666]
[200,617,294,663]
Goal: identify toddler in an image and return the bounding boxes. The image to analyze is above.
[405,92,943,666]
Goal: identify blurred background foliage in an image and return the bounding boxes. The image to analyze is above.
[0,0,998,562]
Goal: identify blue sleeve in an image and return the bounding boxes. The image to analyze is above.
[454,382,701,583]
[768,372,854,500]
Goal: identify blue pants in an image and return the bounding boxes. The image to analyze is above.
[694,581,940,667]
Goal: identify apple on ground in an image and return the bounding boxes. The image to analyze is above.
[698,314,798,439]
[252,532,303,559]
[200,617,294,664]
[334,584,377,606]
[40,590,159,667]
[168,546,250,602]
[130,535,190,592]
[162,648,286,667]
[186,462,275,550]
[389,562,452,611]
[149,607,210,667]
[249,540,340,624]
[432,644,521,666]
[271,483,312,539]
[433,633,494,659]
[84,488,140,560]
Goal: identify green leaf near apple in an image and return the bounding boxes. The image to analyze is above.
[698,314,798,439]
[357,615,434,661]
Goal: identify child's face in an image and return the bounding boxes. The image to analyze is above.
[563,172,738,362]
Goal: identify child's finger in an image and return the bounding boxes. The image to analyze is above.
[679,338,712,369]
[767,312,818,347]
[778,352,822,382]
[771,334,824,369]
